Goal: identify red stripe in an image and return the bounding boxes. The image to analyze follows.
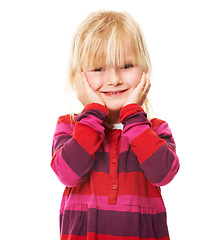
[61,233,170,240]
[150,118,166,127]
[88,233,170,240]
[60,234,86,240]
[120,104,144,122]
[118,172,161,198]
[57,114,71,124]
[70,171,161,198]
[63,187,72,197]
[83,103,109,115]
[73,122,101,156]
[70,177,91,195]
[131,128,166,164]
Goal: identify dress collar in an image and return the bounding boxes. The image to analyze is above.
[105,122,123,130]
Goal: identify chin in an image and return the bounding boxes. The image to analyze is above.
[106,105,122,112]
[103,99,126,113]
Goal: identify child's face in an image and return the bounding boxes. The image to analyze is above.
[84,52,142,113]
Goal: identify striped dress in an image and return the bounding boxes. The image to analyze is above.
[51,103,180,240]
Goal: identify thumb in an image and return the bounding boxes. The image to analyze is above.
[80,72,89,87]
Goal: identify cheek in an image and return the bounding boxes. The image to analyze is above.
[130,77,141,88]
[85,72,102,91]
[123,70,142,88]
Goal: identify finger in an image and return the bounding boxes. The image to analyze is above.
[142,72,148,89]
[136,72,147,91]
[144,75,151,93]
[80,72,86,82]
[140,72,150,91]
[76,72,86,92]
[75,72,83,87]
[81,72,91,88]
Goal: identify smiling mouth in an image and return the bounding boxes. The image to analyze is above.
[102,90,127,96]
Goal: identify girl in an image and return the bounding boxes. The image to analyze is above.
[51,10,180,240]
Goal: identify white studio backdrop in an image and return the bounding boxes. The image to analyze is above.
[0,0,210,239]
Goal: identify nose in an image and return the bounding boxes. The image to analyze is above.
[105,68,123,86]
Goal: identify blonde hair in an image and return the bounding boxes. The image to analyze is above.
[67,10,152,115]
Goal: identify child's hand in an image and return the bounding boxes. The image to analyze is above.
[75,72,105,107]
[123,72,151,107]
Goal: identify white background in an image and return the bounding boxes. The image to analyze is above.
[1,0,210,239]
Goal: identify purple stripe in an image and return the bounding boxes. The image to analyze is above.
[76,109,108,122]
[121,111,149,126]
[61,138,94,177]
[160,136,176,151]
[140,144,175,184]
[89,209,168,237]
[152,123,171,136]
[60,209,87,236]
[52,134,72,156]
[51,152,84,187]
[92,152,110,174]
[60,208,169,238]
[92,150,144,174]
[118,151,143,173]
[157,151,179,186]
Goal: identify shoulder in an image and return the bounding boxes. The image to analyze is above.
[54,114,77,137]
[150,118,166,128]
[57,114,77,125]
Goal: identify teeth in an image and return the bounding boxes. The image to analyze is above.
[103,91,125,95]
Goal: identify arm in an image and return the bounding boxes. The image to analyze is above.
[51,103,108,187]
[120,104,180,186]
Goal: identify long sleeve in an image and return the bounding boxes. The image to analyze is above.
[120,104,180,186]
[51,103,108,187]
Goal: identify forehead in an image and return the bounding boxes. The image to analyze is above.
[83,38,138,69]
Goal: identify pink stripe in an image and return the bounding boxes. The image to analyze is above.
[122,122,149,143]
[61,194,165,214]
[93,203,165,214]
[155,151,180,186]
[54,122,74,141]
[117,195,165,209]
[60,195,68,214]
[61,204,89,212]
[51,151,83,188]
[61,202,165,214]
[79,115,105,133]
[119,136,131,153]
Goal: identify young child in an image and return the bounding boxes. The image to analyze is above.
[51,10,180,240]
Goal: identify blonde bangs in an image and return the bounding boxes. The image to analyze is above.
[82,32,137,71]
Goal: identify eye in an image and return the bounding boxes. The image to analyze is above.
[121,64,134,69]
[92,67,104,72]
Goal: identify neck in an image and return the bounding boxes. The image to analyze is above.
[107,110,121,124]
